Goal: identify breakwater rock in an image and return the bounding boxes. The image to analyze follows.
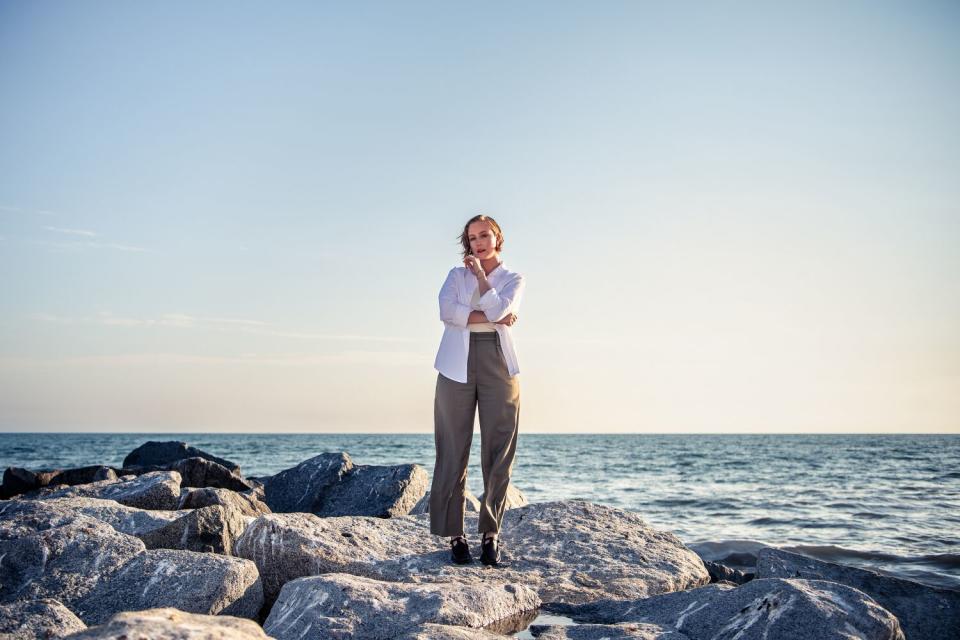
[1,439,949,639]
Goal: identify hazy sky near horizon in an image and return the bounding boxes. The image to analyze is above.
[1,2,957,433]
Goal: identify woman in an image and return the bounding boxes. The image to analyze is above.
[430,214,525,566]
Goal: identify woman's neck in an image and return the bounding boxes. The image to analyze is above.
[480,257,502,275]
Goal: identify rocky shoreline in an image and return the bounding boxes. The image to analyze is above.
[1,441,957,639]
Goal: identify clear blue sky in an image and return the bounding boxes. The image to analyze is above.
[1,1,957,432]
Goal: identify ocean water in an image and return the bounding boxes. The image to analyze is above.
[2,432,958,591]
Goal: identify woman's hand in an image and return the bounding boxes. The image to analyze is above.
[496,312,518,326]
[463,255,484,278]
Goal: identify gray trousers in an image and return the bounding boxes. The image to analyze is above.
[430,331,520,537]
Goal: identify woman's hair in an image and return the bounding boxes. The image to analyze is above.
[458,214,504,259]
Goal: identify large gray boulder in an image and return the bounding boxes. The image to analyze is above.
[0,597,87,639]
[18,471,182,511]
[234,510,438,604]
[0,496,182,536]
[316,463,428,517]
[529,623,689,639]
[119,457,252,491]
[137,504,250,555]
[178,486,271,517]
[263,572,540,639]
[236,500,709,607]
[546,578,904,640]
[1,465,117,500]
[72,548,263,625]
[122,441,241,473]
[62,608,271,640]
[370,501,711,605]
[166,457,251,491]
[264,452,353,513]
[0,509,145,610]
[757,547,960,640]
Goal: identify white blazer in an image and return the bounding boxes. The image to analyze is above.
[434,263,526,383]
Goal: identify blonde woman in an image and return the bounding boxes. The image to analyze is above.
[430,214,525,566]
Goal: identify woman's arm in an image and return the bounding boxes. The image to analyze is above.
[468,310,516,325]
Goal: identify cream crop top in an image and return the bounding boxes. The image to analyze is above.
[468,286,497,332]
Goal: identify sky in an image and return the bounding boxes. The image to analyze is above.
[0,1,957,433]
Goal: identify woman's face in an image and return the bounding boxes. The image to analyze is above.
[467,221,499,259]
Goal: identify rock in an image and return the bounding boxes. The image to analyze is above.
[410,488,481,515]
[264,452,353,513]
[178,486,271,517]
[703,560,753,585]
[0,508,145,610]
[17,471,182,511]
[61,607,271,639]
[479,482,529,510]
[316,463,428,518]
[72,548,263,625]
[529,622,690,639]
[167,457,251,491]
[263,572,540,639]
[234,510,439,604]
[0,496,182,536]
[686,540,768,573]
[371,501,711,605]
[49,466,118,488]
[122,441,241,474]
[0,597,87,639]
[236,500,710,607]
[0,467,59,499]
[400,623,512,639]
[137,504,249,555]
[756,547,960,640]
[546,578,904,640]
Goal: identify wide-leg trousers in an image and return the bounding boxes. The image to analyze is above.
[430,331,520,537]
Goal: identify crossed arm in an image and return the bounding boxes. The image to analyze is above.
[439,269,525,328]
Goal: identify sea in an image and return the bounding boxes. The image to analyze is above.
[2,432,958,592]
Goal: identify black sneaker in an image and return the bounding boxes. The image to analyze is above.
[480,535,501,566]
[450,536,472,564]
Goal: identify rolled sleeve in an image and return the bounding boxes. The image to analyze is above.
[476,274,525,322]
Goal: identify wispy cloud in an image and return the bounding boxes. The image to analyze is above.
[27,311,424,343]
[44,226,98,237]
[0,205,53,216]
[32,239,152,253]
[0,350,431,367]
